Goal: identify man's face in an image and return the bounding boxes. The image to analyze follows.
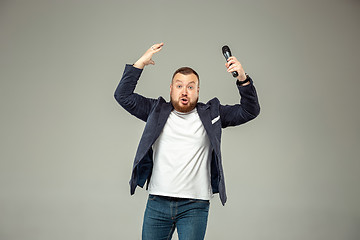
[170,73,199,113]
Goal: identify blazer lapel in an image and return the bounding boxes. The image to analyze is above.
[197,104,213,137]
[154,102,173,138]
[134,102,173,165]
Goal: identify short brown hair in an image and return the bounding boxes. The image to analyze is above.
[172,67,199,85]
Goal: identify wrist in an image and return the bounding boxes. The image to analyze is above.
[133,61,145,69]
[236,74,250,86]
[237,73,247,81]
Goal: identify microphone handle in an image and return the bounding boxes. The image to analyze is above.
[227,60,239,77]
[223,52,239,78]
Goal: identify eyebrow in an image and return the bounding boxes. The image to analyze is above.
[175,80,196,85]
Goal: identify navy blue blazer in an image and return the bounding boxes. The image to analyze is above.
[114,64,260,205]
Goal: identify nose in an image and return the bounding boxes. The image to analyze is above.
[181,87,188,95]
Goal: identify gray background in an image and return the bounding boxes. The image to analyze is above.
[1,0,359,239]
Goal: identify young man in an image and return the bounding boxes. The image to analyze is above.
[114,43,260,239]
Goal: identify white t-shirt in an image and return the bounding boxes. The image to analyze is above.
[148,108,213,200]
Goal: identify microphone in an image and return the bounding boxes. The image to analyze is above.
[222,45,238,78]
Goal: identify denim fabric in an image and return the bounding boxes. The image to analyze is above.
[142,194,210,240]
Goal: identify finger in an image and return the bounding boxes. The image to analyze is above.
[226,59,237,66]
[154,42,164,47]
[227,56,237,62]
[227,66,237,72]
[226,63,240,72]
[153,47,162,53]
[151,42,164,51]
[151,46,162,53]
[226,59,237,67]
[227,63,240,72]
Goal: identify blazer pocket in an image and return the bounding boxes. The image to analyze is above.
[211,115,220,124]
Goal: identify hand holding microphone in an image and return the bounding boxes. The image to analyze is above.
[222,45,248,83]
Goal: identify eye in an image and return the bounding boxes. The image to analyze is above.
[177,85,182,89]
[188,86,194,90]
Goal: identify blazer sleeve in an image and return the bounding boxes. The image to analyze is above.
[220,76,260,128]
[114,64,157,122]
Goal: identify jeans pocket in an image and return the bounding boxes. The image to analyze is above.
[148,194,157,201]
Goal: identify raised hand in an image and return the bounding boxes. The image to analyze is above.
[225,56,247,83]
[133,43,164,69]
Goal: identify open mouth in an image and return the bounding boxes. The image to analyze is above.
[181,98,188,105]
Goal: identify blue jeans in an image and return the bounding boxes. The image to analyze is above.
[142,194,210,240]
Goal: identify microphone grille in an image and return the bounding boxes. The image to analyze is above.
[222,45,230,54]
